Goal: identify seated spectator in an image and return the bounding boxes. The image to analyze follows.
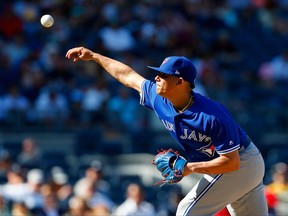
[34,89,69,125]
[1,85,30,126]
[1,86,30,110]
[112,183,156,216]
[41,193,61,216]
[107,86,143,132]
[24,168,45,212]
[98,20,135,53]
[2,35,29,68]
[73,178,115,213]
[1,164,29,203]
[258,51,288,81]
[17,137,42,169]
[80,79,110,125]
[75,160,111,196]
[49,166,73,214]
[265,162,288,215]
[62,195,93,216]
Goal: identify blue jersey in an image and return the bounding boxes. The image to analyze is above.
[140,80,249,162]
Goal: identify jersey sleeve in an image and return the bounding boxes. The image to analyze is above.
[212,118,241,154]
[140,80,157,110]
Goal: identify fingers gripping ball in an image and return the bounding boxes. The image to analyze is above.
[152,149,187,186]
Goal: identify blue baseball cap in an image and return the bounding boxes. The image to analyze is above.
[148,56,197,84]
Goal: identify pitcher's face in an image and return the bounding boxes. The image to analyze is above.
[154,73,181,96]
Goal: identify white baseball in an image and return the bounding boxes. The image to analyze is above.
[40,14,54,28]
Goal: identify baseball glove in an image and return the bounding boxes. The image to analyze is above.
[152,149,187,187]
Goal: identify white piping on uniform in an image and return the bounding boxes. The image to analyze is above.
[139,80,147,106]
[183,174,223,216]
[217,145,240,154]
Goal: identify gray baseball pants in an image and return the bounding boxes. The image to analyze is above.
[176,142,269,216]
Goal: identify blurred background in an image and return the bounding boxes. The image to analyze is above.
[0,0,288,215]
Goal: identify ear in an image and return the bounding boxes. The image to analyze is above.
[177,78,184,85]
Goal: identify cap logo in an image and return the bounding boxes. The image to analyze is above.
[161,57,170,66]
[175,70,180,75]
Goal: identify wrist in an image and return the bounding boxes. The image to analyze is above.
[183,162,192,176]
[92,53,100,60]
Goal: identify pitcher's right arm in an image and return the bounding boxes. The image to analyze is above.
[66,47,145,93]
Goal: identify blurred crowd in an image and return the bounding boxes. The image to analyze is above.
[0,0,287,134]
[0,136,185,216]
[1,0,288,215]
[0,137,288,216]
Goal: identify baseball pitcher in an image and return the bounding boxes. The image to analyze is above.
[66,47,268,216]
